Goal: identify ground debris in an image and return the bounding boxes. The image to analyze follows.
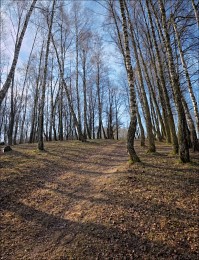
[0,140,198,259]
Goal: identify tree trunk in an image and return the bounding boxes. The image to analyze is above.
[124,0,155,152]
[19,91,28,144]
[29,42,44,143]
[115,96,119,140]
[147,0,179,153]
[74,7,82,140]
[0,98,8,143]
[52,35,83,141]
[172,16,199,137]
[137,110,145,146]
[82,49,88,140]
[14,29,38,144]
[58,83,64,141]
[137,41,166,140]
[7,79,15,145]
[38,0,56,150]
[182,96,199,152]
[119,0,140,162]
[191,0,199,27]
[96,61,102,139]
[0,0,37,106]
[158,0,190,162]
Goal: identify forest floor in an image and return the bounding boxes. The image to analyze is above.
[0,140,198,260]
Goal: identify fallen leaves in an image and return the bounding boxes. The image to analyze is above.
[0,140,198,259]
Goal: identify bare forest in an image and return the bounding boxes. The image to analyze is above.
[0,0,199,259]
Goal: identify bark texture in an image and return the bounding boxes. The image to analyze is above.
[172,16,199,137]
[158,0,190,162]
[0,0,37,106]
[38,0,56,150]
[119,0,140,162]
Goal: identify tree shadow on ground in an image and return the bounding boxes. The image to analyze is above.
[1,198,198,259]
[1,141,198,259]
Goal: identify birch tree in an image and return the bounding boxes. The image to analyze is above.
[119,0,140,162]
[158,0,190,162]
[0,0,37,106]
[38,0,56,150]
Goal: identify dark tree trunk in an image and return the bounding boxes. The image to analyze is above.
[38,0,56,150]
[158,0,190,162]
[7,79,15,145]
[137,110,145,147]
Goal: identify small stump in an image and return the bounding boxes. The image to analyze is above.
[1,146,12,153]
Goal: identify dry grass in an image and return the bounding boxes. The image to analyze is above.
[0,140,198,259]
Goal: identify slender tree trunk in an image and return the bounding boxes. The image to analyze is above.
[147,0,178,153]
[0,97,7,142]
[4,112,8,144]
[38,0,56,150]
[29,43,44,143]
[45,87,50,142]
[0,0,37,106]
[158,0,190,162]
[172,17,199,136]
[82,49,88,140]
[115,96,119,140]
[137,1,167,141]
[52,35,83,141]
[102,123,107,139]
[19,91,28,144]
[137,110,145,146]
[182,96,198,151]
[75,22,82,138]
[115,110,119,140]
[14,29,38,144]
[150,96,162,141]
[29,85,39,143]
[53,112,57,141]
[49,61,54,141]
[96,62,102,139]
[58,83,64,141]
[92,107,95,139]
[119,0,140,162]
[124,0,155,152]
[107,97,114,139]
[13,107,20,145]
[137,42,165,140]
[147,40,171,142]
[7,79,15,145]
[191,0,199,27]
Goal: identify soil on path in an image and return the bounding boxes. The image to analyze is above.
[0,140,198,259]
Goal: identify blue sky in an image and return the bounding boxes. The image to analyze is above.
[1,0,123,82]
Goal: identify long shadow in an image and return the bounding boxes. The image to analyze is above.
[103,188,198,222]
[1,151,197,211]
[44,181,198,224]
[45,149,127,169]
[1,198,197,259]
[141,163,199,182]
[46,149,102,160]
[0,150,37,169]
[128,164,198,199]
[142,162,199,175]
[1,141,198,258]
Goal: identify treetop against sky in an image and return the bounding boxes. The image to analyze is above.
[1,0,122,83]
[0,0,198,162]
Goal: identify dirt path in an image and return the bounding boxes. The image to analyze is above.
[0,140,198,259]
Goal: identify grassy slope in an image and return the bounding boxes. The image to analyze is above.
[0,140,198,259]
